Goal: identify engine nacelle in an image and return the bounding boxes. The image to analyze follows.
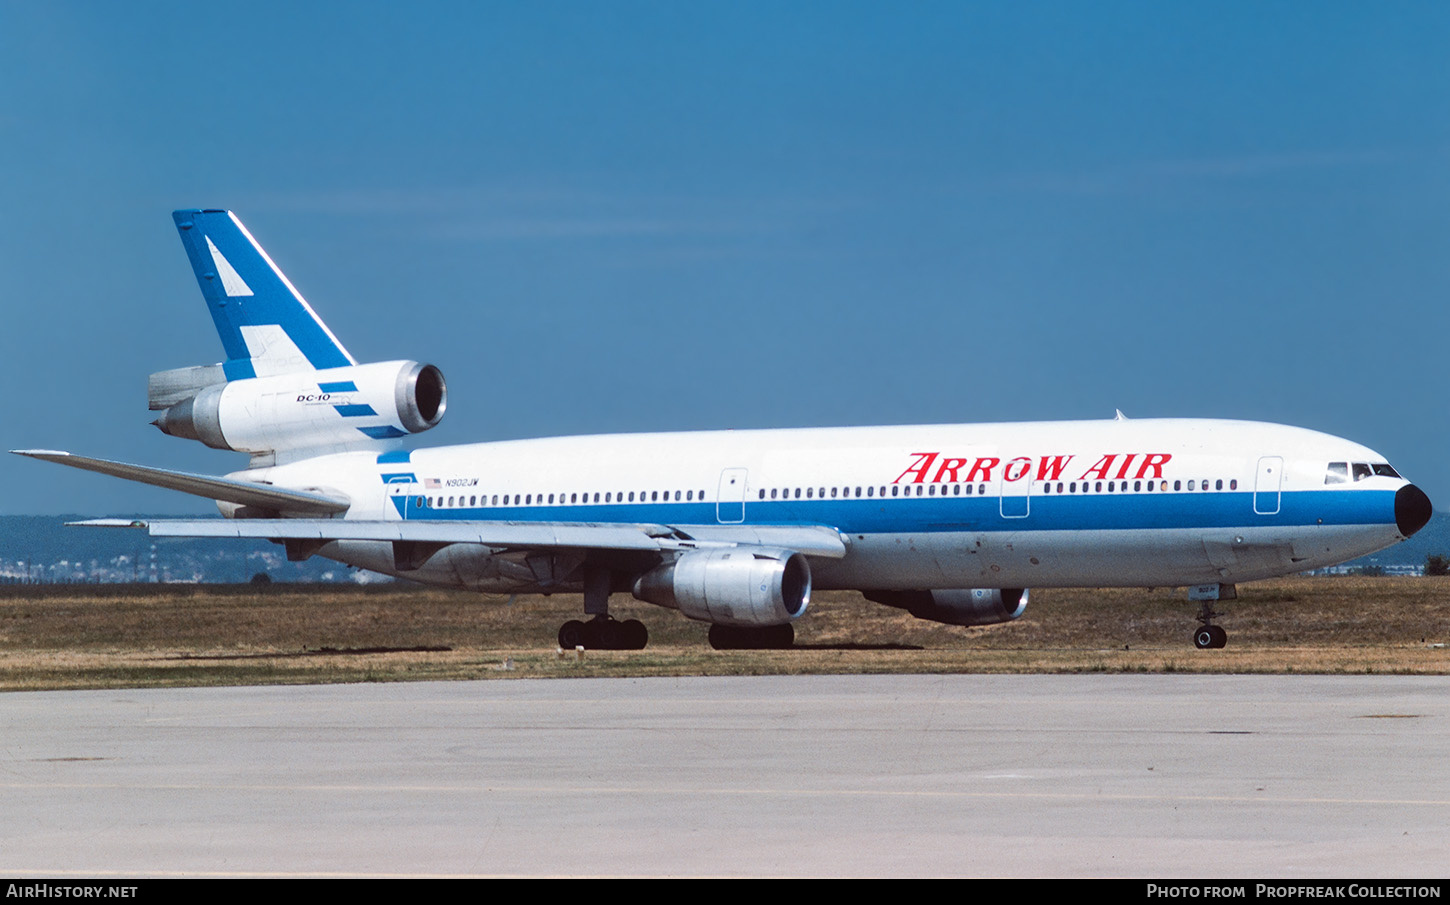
[154,360,445,456]
[632,547,811,627]
[864,588,1029,627]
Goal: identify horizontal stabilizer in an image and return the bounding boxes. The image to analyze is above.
[11,450,350,515]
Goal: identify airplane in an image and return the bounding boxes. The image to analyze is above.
[13,210,1434,651]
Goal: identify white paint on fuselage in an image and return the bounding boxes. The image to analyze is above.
[243,417,1410,594]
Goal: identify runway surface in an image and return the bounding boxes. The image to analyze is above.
[1,674,1446,877]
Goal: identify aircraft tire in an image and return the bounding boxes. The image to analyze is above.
[596,619,626,650]
[709,624,794,650]
[559,620,587,649]
[1194,627,1215,650]
[622,619,649,650]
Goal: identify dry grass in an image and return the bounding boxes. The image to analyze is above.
[0,576,1447,691]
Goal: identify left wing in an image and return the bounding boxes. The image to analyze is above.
[70,518,850,558]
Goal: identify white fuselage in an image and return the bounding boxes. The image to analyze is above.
[242,417,1416,593]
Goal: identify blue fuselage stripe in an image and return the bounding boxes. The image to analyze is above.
[394,488,1394,533]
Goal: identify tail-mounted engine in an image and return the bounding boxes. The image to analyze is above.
[632,547,811,627]
[864,588,1029,627]
[150,360,446,459]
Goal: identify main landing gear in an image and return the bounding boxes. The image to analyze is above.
[1189,583,1234,649]
[558,615,648,651]
[708,623,794,650]
[556,567,650,651]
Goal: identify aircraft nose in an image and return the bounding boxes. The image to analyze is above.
[1395,484,1433,537]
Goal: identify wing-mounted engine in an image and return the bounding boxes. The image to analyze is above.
[150,359,446,462]
[864,588,1028,627]
[632,547,811,627]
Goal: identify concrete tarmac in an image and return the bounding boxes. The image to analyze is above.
[0,674,1447,878]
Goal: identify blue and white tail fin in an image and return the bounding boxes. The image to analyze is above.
[173,210,356,379]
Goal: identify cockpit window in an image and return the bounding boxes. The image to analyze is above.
[1373,463,1401,478]
[1352,463,1373,481]
[1325,462,1348,484]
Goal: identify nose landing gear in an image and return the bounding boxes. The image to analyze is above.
[1189,583,1234,649]
[1193,620,1228,649]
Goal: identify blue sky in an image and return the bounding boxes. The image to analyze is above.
[2,2,1448,514]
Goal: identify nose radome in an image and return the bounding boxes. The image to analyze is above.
[1395,484,1433,538]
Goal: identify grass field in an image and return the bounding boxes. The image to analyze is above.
[0,576,1446,690]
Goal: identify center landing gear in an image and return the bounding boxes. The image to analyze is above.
[556,567,649,651]
[1189,583,1234,649]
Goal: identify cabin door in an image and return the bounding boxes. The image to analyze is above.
[717,468,748,523]
[1253,456,1282,515]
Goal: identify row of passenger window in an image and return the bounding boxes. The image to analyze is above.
[757,478,1239,500]
[1041,478,1238,494]
[420,476,1248,510]
[420,489,708,508]
[758,483,991,500]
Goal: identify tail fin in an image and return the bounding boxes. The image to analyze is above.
[172,210,356,379]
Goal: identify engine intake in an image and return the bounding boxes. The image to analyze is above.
[864,588,1029,627]
[632,547,810,627]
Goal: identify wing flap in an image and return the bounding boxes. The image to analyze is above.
[670,524,848,558]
